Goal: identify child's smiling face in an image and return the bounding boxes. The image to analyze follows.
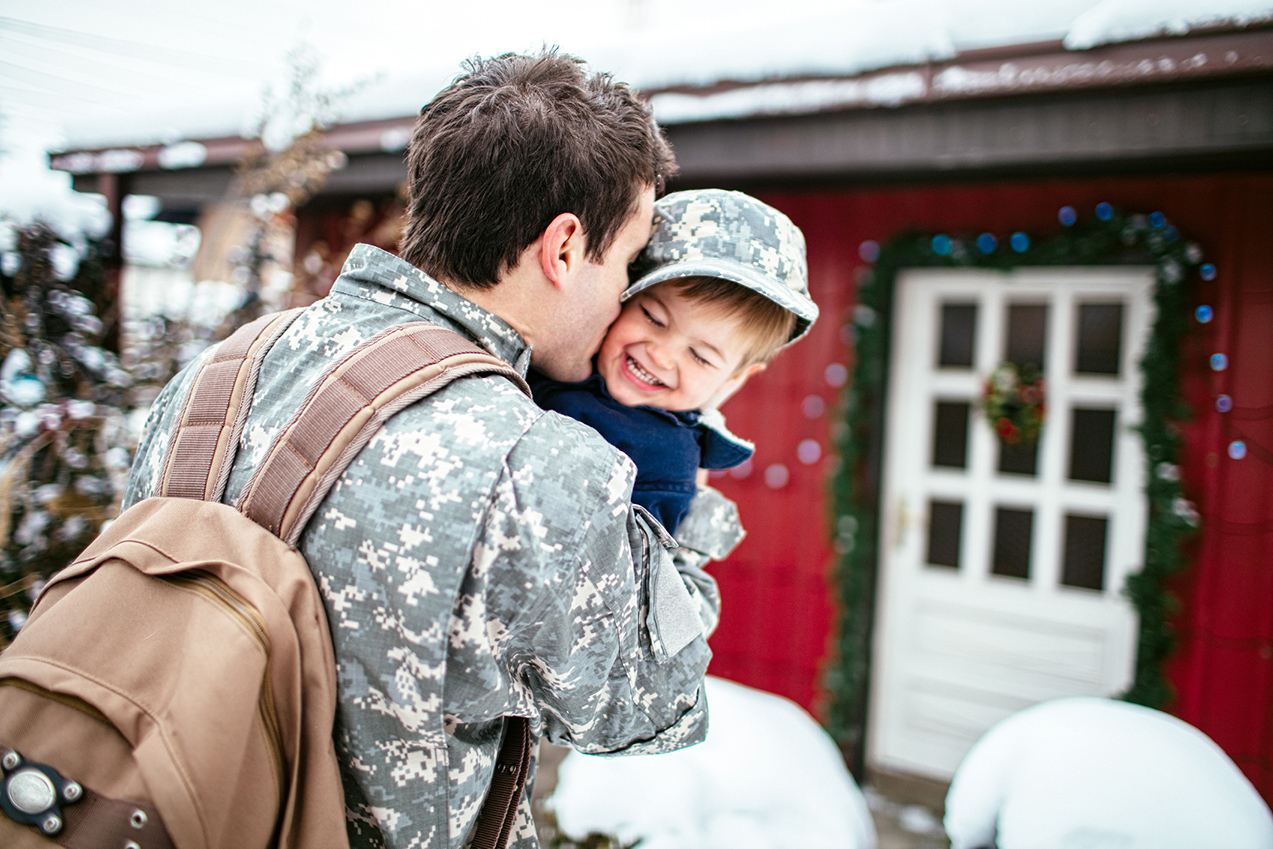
[596,284,760,412]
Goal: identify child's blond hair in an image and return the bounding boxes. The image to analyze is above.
[661,276,798,369]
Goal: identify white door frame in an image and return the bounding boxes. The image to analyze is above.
[868,266,1155,779]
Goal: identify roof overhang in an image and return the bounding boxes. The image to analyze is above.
[48,25,1273,207]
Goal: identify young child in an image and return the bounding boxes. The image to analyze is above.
[530,189,818,533]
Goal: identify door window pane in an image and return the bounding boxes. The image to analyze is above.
[1005,303,1048,371]
[1069,408,1117,484]
[926,500,963,570]
[1062,513,1109,591]
[998,440,1039,476]
[932,401,970,469]
[991,507,1033,580]
[1075,302,1123,375]
[939,303,977,368]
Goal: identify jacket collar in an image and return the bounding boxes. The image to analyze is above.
[331,244,532,375]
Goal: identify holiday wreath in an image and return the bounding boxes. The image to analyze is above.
[981,361,1046,446]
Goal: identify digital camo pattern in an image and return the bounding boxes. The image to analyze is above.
[625,189,818,344]
[124,244,744,849]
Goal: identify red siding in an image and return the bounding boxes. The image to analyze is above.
[705,173,1273,801]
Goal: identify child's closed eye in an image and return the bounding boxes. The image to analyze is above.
[641,306,665,328]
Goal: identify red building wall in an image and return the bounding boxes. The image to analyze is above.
[706,172,1273,800]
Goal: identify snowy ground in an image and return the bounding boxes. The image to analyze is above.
[546,684,1273,849]
[866,778,950,849]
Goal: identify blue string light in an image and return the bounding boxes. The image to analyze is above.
[1195,305,1213,323]
[1095,202,1114,221]
[1200,263,1217,281]
[1211,353,1228,371]
[1059,206,1078,226]
[931,235,952,256]
[1216,395,1233,413]
[1010,232,1030,253]
[976,233,997,254]
[1149,211,1166,229]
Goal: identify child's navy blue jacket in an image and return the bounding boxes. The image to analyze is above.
[529,372,753,534]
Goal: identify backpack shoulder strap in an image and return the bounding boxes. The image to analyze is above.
[237,320,530,548]
[159,309,303,502]
[470,715,532,849]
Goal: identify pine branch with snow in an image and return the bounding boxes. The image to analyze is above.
[0,221,135,646]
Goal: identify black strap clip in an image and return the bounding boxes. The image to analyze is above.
[0,746,84,837]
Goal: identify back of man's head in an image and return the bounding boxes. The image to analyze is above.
[399,50,677,290]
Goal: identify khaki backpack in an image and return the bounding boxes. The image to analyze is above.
[0,310,533,849]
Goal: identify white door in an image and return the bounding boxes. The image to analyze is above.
[868,267,1155,779]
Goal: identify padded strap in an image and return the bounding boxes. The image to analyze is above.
[468,717,532,849]
[160,309,302,502]
[56,791,173,849]
[238,320,530,547]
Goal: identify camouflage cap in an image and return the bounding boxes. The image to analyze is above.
[625,189,818,345]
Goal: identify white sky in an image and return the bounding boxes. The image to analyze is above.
[2,0,1271,226]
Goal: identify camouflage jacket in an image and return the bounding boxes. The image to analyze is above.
[123,244,744,849]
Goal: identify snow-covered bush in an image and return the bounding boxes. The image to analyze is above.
[550,676,877,849]
[945,697,1273,849]
[0,220,134,645]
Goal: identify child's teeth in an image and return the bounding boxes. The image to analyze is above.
[629,356,663,386]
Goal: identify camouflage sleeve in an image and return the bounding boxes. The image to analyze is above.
[666,485,746,639]
[471,414,734,756]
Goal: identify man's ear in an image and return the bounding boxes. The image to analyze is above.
[538,212,585,292]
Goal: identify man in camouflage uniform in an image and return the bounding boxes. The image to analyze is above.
[124,51,742,849]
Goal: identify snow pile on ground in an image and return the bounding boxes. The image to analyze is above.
[944,697,1273,849]
[551,676,876,849]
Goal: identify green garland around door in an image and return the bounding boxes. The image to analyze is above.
[824,204,1208,767]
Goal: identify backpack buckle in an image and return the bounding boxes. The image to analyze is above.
[0,747,83,836]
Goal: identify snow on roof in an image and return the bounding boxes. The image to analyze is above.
[34,0,1273,151]
[1065,0,1273,49]
[2,0,1271,232]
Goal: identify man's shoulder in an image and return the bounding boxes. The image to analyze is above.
[520,402,634,476]
[363,373,635,550]
[389,370,631,476]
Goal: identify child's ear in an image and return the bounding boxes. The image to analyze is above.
[709,362,766,408]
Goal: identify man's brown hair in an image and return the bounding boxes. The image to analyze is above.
[663,276,798,368]
[399,50,677,289]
